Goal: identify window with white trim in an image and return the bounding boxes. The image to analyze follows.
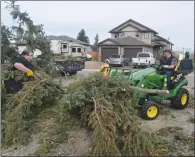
[77,47,81,53]
[72,47,76,53]
[144,33,149,39]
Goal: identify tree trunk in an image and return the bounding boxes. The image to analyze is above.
[129,86,169,94]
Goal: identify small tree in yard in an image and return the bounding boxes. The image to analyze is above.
[94,33,99,45]
[76,29,90,44]
[4,1,52,67]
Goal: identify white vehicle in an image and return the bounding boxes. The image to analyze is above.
[132,52,156,68]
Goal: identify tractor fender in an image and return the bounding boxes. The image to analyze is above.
[172,79,188,96]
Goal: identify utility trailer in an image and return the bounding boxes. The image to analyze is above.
[54,59,85,76]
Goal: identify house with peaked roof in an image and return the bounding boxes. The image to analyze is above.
[97,19,174,61]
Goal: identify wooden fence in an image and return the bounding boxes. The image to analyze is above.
[88,51,99,61]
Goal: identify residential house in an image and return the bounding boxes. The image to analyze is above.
[98,19,174,61]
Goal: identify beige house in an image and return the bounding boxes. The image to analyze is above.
[98,19,174,61]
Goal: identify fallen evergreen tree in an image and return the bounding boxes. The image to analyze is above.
[1,69,65,145]
[2,70,166,156]
[58,73,160,156]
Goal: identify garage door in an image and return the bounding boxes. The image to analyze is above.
[124,48,142,60]
[101,48,118,61]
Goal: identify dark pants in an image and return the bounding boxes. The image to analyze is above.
[4,79,23,94]
[163,71,173,89]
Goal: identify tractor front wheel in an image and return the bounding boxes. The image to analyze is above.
[171,88,189,109]
[141,101,159,120]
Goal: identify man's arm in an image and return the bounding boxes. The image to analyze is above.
[14,63,31,73]
[163,57,178,69]
[164,65,175,69]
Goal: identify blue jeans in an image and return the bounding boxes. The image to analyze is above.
[163,71,173,89]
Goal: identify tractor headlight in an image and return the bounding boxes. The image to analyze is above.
[141,84,144,88]
[165,78,167,81]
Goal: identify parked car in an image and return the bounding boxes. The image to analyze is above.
[109,54,130,67]
[86,54,92,61]
[132,52,156,68]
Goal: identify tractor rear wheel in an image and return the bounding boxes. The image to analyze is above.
[141,101,159,120]
[171,88,189,109]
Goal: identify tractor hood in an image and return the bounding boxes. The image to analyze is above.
[130,68,157,81]
[109,67,157,85]
[129,68,156,85]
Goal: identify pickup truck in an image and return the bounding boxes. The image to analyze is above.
[132,52,156,68]
[109,54,130,67]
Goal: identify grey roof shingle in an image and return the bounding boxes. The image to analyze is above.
[152,40,165,46]
[47,35,89,45]
[155,35,173,45]
[109,19,158,34]
[98,36,152,46]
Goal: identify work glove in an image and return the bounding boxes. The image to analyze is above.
[162,65,169,68]
[26,70,34,77]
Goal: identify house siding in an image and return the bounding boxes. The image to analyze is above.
[17,45,27,54]
[140,32,152,45]
[102,40,116,45]
[142,46,154,52]
[111,33,118,39]
[111,24,153,45]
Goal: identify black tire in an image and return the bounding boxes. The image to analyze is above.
[69,71,77,76]
[121,62,125,67]
[171,88,189,109]
[141,101,159,120]
[60,71,66,76]
[147,62,150,68]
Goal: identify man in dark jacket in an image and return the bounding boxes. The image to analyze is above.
[160,49,178,89]
[4,50,34,94]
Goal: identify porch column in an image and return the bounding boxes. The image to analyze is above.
[98,47,101,62]
[118,46,120,55]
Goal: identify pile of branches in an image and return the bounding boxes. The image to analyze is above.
[1,69,163,155]
[1,68,65,146]
[58,72,159,156]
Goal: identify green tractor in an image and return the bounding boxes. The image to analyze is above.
[101,59,194,120]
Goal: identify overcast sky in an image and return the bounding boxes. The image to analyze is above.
[1,1,194,51]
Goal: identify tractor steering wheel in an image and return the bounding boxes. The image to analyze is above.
[151,64,165,74]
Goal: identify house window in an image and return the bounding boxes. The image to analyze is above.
[77,47,81,53]
[63,45,67,49]
[72,47,76,53]
[120,32,125,38]
[144,33,149,39]
[61,44,68,53]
